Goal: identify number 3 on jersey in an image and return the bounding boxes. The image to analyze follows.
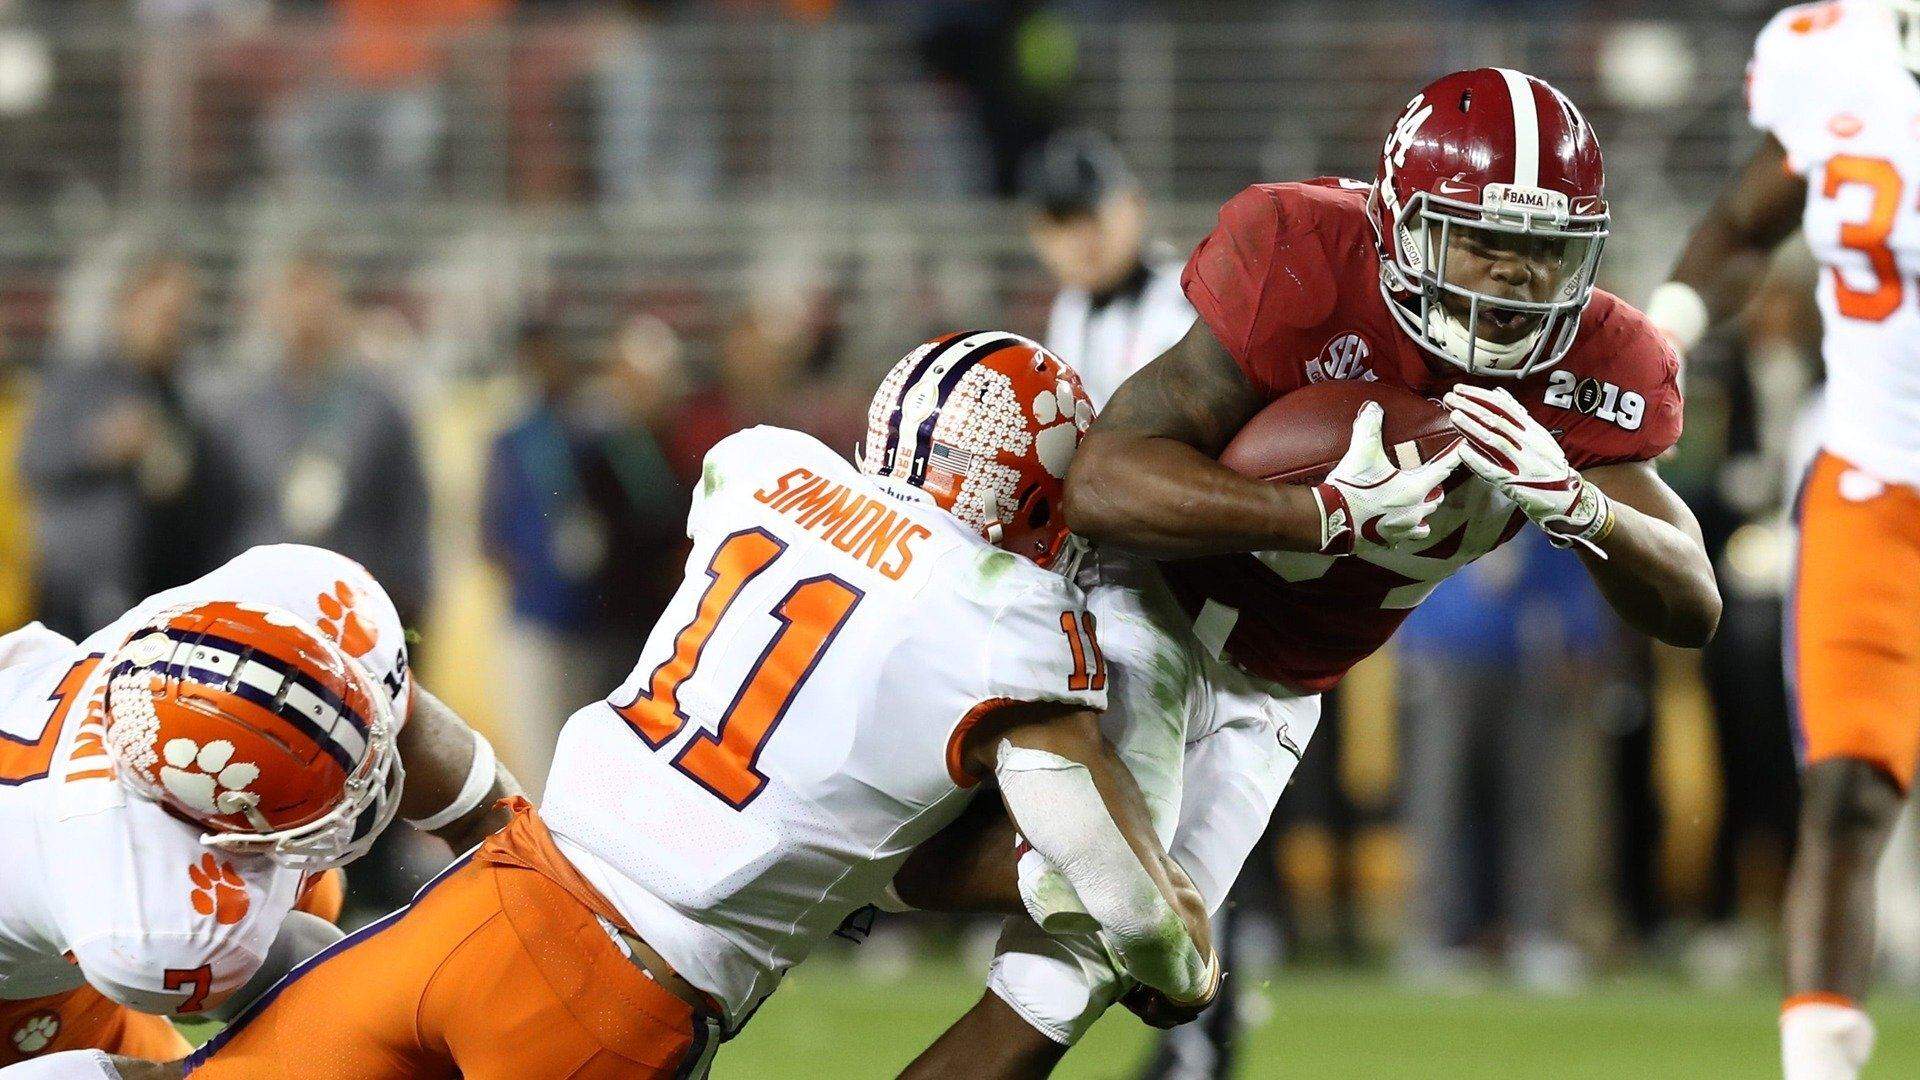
[1824,154,1908,322]
[611,529,864,809]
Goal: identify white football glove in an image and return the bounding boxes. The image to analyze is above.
[1311,401,1463,555]
[1443,384,1614,555]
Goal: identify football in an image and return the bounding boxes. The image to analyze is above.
[1218,380,1458,486]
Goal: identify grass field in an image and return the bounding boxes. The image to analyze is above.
[177,955,1920,1077]
[716,959,1920,1078]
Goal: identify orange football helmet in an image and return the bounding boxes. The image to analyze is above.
[100,600,402,871]
[858,331,1095,567]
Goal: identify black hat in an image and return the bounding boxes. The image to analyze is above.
[1023,130,1136,220]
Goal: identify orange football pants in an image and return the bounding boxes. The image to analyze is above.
[0,986,190,1066]
[0,867,347,1065]
[185,802,720,1079]
[1791,452,1920,790]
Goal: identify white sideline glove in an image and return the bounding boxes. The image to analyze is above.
[1311,402,1462,555]
[1443,384,1614,555]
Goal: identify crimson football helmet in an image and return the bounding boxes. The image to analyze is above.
[858,331,1094,568]
[102,600,403,872]
[1369,67,1609,378]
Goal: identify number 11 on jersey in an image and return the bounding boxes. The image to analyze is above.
[611,529,865,809]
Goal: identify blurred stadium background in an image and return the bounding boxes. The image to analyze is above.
[0,0,1909,1075]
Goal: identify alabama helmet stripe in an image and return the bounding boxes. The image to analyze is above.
[905,334,1029,484]
[1495,67,1540,188]
[880,331,983,475]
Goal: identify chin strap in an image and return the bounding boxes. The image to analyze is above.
[1431,307,1541,372]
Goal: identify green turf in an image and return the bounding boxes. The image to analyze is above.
[177,958,1920,1077]
[718,960,1920,1079]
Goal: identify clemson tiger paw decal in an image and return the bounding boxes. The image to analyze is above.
[10,1012,58,1055]
[189,853,250,925]
[160,737,261,817]
[1030,380,1093,479]
[317,580,376,657]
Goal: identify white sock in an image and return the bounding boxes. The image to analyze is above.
[0,1049,123,1079]
[1781,1000,1875,1080]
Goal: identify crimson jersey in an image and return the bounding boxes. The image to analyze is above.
[1162,179,1683,691]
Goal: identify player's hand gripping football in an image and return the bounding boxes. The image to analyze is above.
[1311,402,1463,555]
[1443,384,1614,555]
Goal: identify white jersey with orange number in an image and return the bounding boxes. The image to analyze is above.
[540,425,1106,1028]
[1749,0,1920,485]
[0,545,409,1015]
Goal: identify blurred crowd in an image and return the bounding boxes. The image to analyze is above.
[0,0,1845,1001]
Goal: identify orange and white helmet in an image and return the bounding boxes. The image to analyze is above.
[857,331,1094,568]
[100,600,402,872]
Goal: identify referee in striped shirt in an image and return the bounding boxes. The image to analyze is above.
[1024,132,1238,1080]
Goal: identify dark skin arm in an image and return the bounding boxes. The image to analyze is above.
[1062,320,1326,557]
[1579,460,1722,648]
[953,701,1212,974]
[892,781,1021,913]
[1668,133,1806,323]
[395,684,523,852]
[902,991,1071,1080]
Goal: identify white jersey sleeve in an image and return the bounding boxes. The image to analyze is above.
[81,544,412,724]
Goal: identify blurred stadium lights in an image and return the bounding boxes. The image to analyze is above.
[1596,22,1698,112]
[0,8,1770,379]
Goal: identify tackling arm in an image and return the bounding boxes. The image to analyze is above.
[1578,460,1722,648]
[1651,134,1806,349]
[958,702,1217,1007]
[395,684,523,852]
[203,910,343,1022]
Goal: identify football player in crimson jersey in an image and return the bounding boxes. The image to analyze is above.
[896,68,1719,1078]
[1647,4,1920,1076]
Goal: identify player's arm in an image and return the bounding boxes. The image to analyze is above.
[1445,386,1720,648]
[1649,134,1805,350]
[202,910,342,1021]
[1576,460,1721,647]
[1062,320,1315,556]
[395,684,522,851]
[956,701,1218,1008]
[1064,321,1454,558]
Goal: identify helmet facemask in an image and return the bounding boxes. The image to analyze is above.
[1376,184,1607,378]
